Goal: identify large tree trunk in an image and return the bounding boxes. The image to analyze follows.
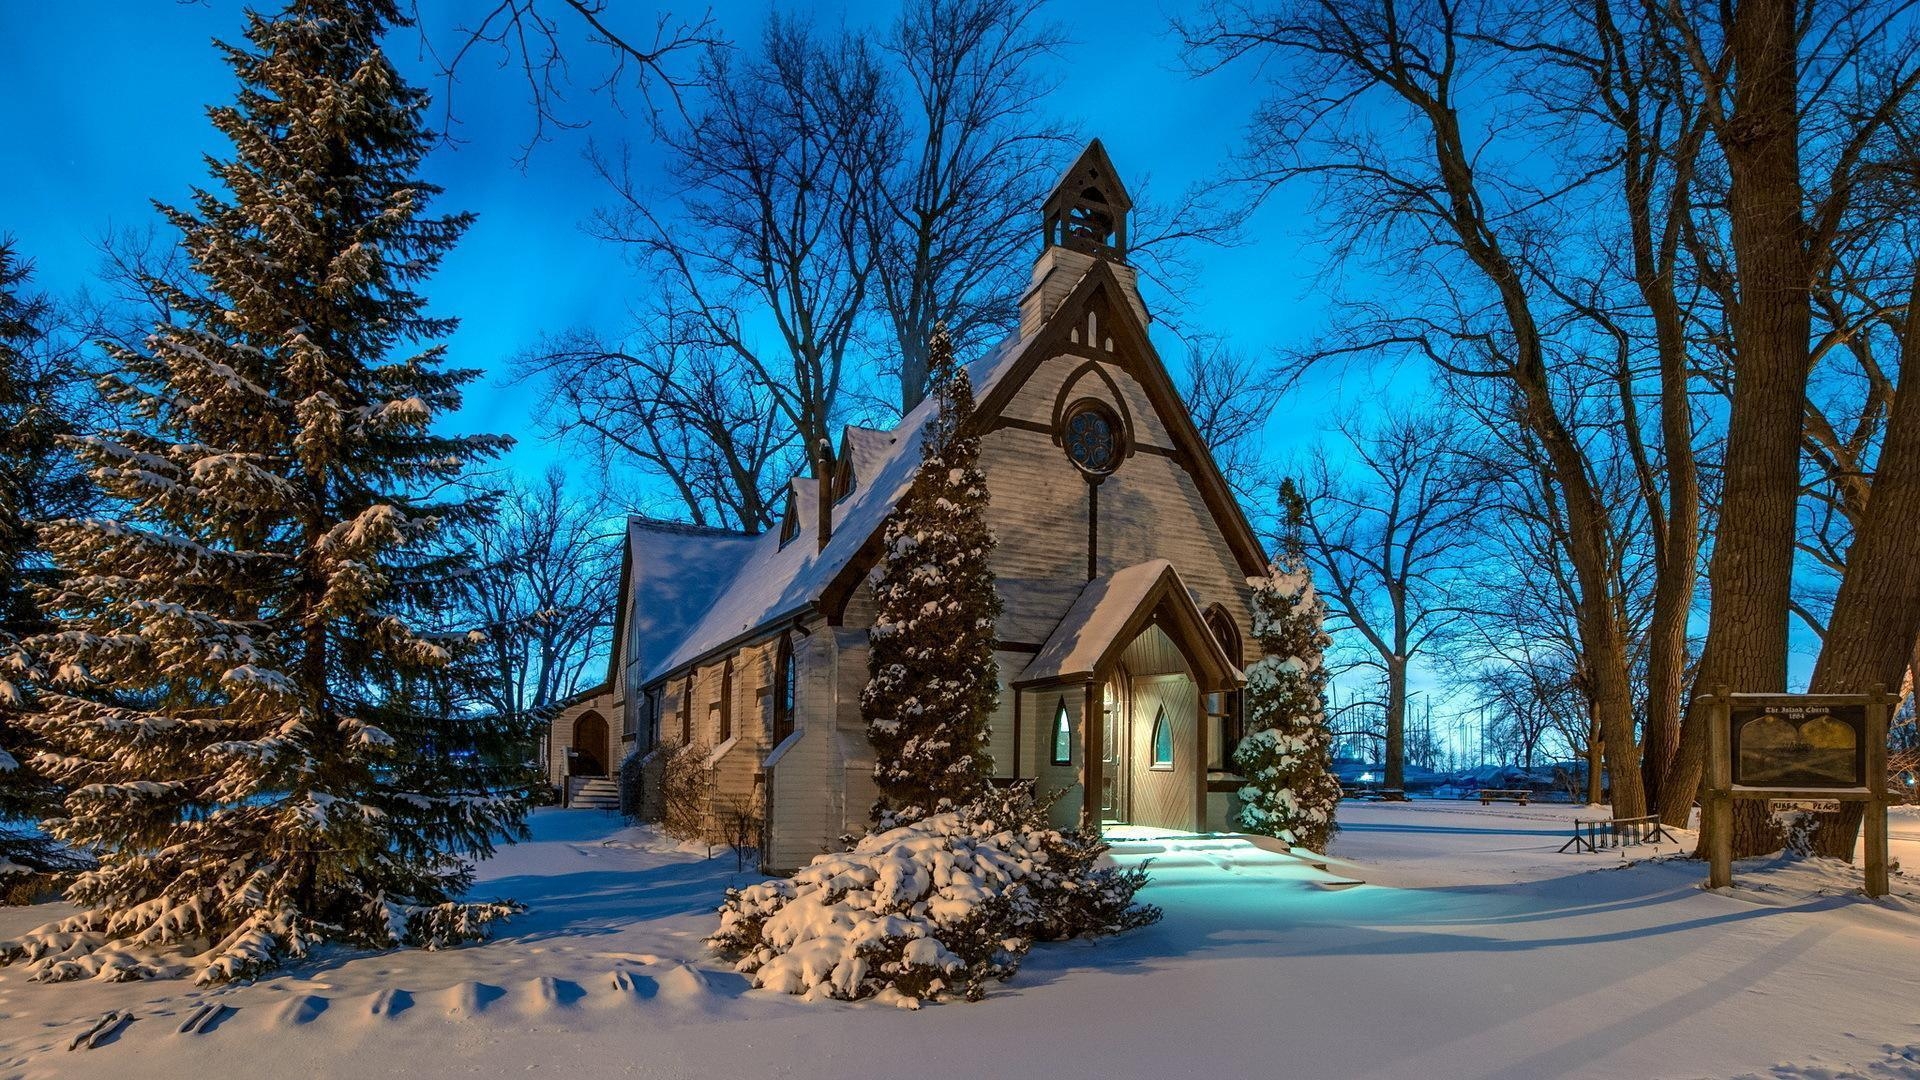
[1384,655,1406,790]
[1422,97,1647,820]
[1638,251,1701,816]
[1673,0,1813,855]
[1586,699,1604,805]
[1801,264,1920,858]
[1514,376,1646,817]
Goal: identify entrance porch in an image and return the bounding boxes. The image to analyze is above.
[1014,560,1242,834]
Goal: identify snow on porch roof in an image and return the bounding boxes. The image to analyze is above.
[636,327,1038,686]
[1018,559,1243,688]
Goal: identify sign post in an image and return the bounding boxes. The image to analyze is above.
[1701,686,1891,898]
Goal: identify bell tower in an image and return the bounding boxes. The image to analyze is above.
[1042,138,1131,258]
[1022,139,1150,337]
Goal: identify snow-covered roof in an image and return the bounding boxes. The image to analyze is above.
[624,518,762,683]
[1018,560,1242,688]
[635,330,1037,686]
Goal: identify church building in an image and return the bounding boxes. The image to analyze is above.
[555,141,1269,872]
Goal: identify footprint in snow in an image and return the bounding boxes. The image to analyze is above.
[605,968,658,1004]
[517,976,587,1014]
[267,994,328,1027]
[440,981,506,1018]
[363,988,413,1021]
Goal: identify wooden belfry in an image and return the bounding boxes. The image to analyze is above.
[1042,139,1133,258]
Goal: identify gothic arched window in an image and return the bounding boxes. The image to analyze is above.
[1150,707,1174,770]
[1204,606,1244,770]
[773,634,796,745]
[1052,698,1073,766]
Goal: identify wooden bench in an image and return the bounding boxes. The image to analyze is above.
[1479,788,1530,806]
[1342,787,1410,802]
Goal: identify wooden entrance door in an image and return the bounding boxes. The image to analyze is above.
[571,711,609,776]
[1129,675,1199,831]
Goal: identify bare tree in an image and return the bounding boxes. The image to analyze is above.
[514,326,792,530]
[867,0,1070,412]
[1179,0,1654,815]
[522,1,1074,527]
[556,17,888,543]
[1479,662,1587,773]
[410,0,723,163]
[453,469,621,723]
[1180,335,1278,505]
[1298,410,1485,791]
[1521,0,1711,814]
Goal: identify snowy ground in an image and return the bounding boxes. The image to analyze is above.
[4,802,1920,1079]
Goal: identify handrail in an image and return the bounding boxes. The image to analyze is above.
[1558,813,1678,854]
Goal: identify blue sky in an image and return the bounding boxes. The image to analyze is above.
[2,0,1381,485]
[5,0,1472,749]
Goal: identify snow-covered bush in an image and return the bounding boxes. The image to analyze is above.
[1235,481,1342,851]
[618,747,648,822]
[709,783,1158,1006]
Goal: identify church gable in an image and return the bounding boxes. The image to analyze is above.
[979,262,1268,587]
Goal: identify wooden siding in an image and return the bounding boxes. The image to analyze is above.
[1024,687,1085,831]
[979,424,1255,662]
[841,574,878,627]
[703,637,776,835]
[985,654,1018,778]
[1120,624,1186,678]
[1019,247,1150,339]
[766,624,838,871]
[832,628,880,839]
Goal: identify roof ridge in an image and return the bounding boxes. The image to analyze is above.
[625,514,755,539]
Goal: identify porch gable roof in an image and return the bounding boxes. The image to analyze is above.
[1016,559,1243,691]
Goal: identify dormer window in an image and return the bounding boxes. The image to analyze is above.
[778,496,799,547]
[833,453,855,503]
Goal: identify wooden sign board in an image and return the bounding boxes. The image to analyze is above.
[1700,687,1891,898]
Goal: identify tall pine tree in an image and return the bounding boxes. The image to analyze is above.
[3,0,528,982]
[0,241,92,891]
[1234,479,1342,851]
[863,326,1002,819]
